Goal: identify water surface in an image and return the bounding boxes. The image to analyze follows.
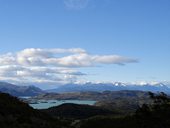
[29,100,96,109]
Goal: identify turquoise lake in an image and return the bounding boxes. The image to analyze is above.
[29,100,96,109]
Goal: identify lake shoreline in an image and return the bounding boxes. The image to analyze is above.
[28,99,96,109]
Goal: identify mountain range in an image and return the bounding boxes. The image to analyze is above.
[47,82,170,94]
[0,81,170,97]
[0,82,44,96]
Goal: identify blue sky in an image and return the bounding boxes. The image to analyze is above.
[0,0,169,88]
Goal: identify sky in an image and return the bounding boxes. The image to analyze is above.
[0,0,169,88]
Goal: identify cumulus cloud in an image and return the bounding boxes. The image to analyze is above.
[53,54,138,67]
[64,0,89,10]
[0,48,138,85]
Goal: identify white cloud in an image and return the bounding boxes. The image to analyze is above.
[64,0,89,10]
[54,53,138,67]
[93,55,138,65]
[0,48,138,85]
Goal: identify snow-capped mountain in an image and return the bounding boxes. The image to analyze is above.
[47,82,170,94]
[1,81,169,95]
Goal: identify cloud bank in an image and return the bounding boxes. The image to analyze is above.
[0,48,138,85]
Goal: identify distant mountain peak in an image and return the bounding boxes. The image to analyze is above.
[47,82,170,94]
[113,82,126,86]
[0,82,44,96]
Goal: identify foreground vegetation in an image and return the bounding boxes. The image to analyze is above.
[78,92,170,128]
[0,91,170,128]
[0,93,72,128]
